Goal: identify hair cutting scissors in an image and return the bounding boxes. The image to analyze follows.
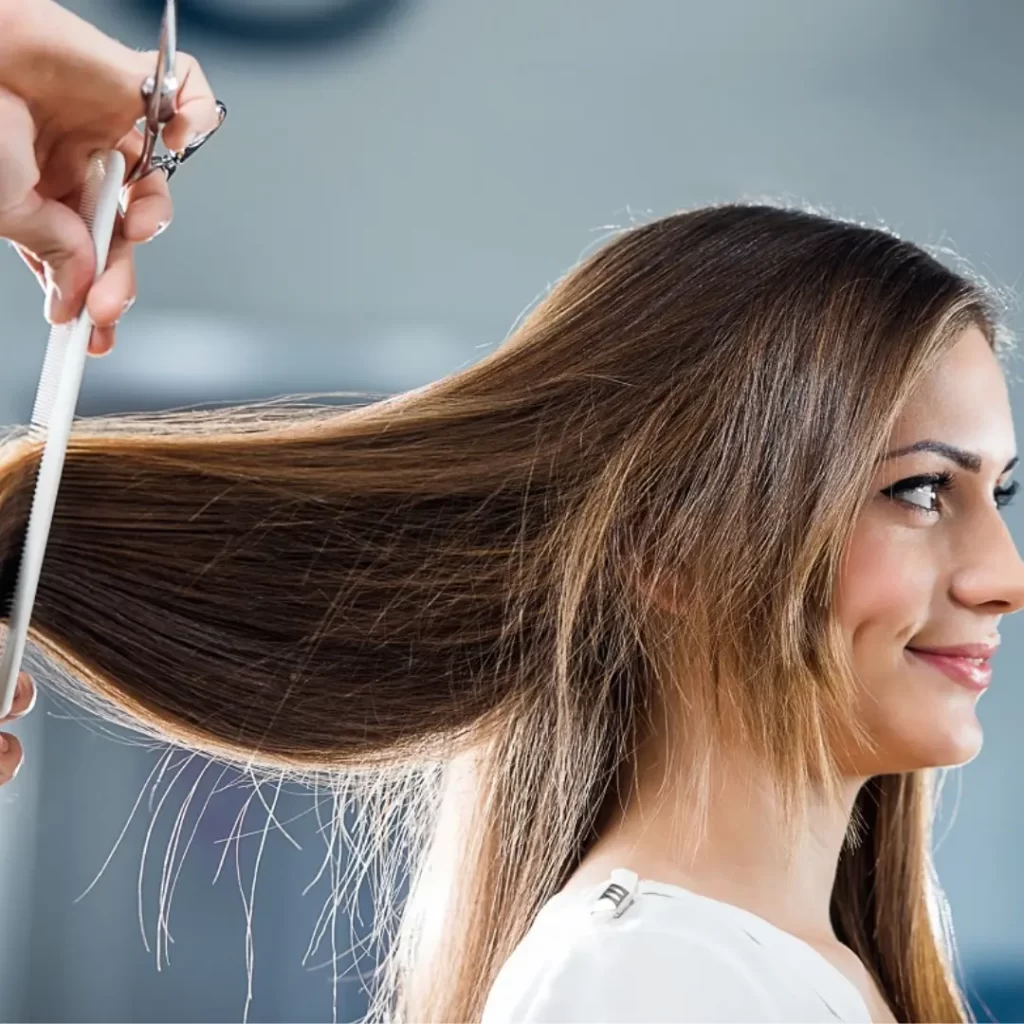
[0,0,226,718]
[126,0,227,189]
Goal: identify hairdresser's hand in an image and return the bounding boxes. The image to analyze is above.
[0,672,34,786]
[0,0,220,355]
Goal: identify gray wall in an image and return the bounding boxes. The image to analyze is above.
[0,1,1021,1020]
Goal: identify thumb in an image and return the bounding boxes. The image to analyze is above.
[4,190,96,325]
[0,88,95,325]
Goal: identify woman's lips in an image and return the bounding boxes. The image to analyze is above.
[906,648,992,692]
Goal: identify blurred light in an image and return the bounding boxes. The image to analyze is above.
[127,0,413,52]
[77,308,473,410]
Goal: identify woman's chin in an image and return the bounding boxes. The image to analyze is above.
[873,668,990,771]
[903,712,985,771]
[846,701,986,775]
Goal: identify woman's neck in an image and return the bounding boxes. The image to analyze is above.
[568,744,865,946]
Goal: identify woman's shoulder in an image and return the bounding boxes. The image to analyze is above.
[480,869,790,1024]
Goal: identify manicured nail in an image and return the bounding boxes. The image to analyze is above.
[121,295,136,316]
[151,220,169,240]
[43,280,63,325]
[89,333,113,355]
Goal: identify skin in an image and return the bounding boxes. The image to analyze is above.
[0,0,220,352]
[565,326,1024,1019]
[0,1,218,779]
[0,16,1013,1006]
[0,672,35,785]
[836,324,1023,778]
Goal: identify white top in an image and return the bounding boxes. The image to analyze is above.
[481,867,873,1023]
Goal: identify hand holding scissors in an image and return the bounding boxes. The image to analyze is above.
[0,0,225,354]
[0,0,224,786]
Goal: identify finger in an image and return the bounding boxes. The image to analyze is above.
[85,213,135,327]
[121,159,172,243]
[0,730,24,784]
[0,90,95,325]
[19,194,95,326]
[0,88,38,214]
[112,124,173,242]
[160,52,222,155]
[86,215,135,357]
[12,228,128,359]
[14,232,125,356]
[10,241,46,292]
[88,323,116,357]
[1,672,37,722]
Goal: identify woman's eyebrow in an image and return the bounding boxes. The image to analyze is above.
[882,440,1018,475]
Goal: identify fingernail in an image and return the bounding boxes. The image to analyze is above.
[121,295,136,317]
[150,220,169,241]
[0,734,9,754]
[89,332,113,356]
[43,280,63,325]
[11,756,23,779]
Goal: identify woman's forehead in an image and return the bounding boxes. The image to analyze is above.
[889,327,1015,462]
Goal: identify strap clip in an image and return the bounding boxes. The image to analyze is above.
[589,867,639,921]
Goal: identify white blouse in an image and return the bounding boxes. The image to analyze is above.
[481,867,873,1023]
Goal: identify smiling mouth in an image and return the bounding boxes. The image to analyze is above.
[905,648,992,693]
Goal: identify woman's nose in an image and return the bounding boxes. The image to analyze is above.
[951,515,1024,614]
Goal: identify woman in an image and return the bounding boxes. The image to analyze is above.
[0,4,1020,1023]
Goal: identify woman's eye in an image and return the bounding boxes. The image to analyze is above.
[882,473,953,515]
[882,473,1017,515]
[892,482,940,513]
[995,480,1019,508]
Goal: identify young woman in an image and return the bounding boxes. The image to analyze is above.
[0,6,1020,1023]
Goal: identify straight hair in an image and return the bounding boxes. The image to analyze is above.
[0,202,1010,1022]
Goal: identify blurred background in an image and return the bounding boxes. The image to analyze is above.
[1,0,1023,1021]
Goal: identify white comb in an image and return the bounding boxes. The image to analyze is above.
[0,149,125,718]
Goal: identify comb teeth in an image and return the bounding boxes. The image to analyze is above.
[30,323,73,429]
[0,149,123,719]
[30,153,106,432]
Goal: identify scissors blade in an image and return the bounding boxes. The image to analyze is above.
[162,0,178,82]
[127,0,178,186]
[155,0,178,116]
[148,0,178,132]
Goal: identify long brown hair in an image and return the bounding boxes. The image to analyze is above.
[0,203,1010,1022]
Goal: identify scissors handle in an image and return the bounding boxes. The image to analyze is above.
[146,100,228,183]
[140,73,179,126]
[124,0,226,189]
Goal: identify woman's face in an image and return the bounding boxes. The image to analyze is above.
[835,325,1024,777]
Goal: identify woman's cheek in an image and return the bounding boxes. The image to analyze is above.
[836,508,937,645]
